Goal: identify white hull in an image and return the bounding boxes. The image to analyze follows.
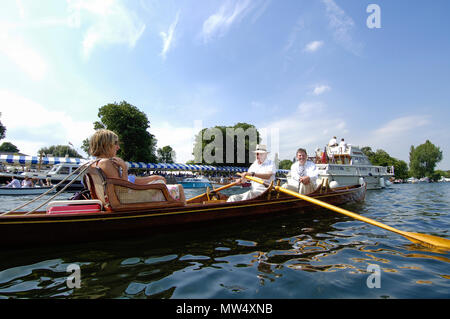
[22,163,84,190]
[0,187,55,196]
[316,164,393,190]
[311,145,395,190]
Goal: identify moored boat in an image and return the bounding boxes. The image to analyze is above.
[315,145,394,190]
[180,176,212,188]
[0,166,366,247]
[22,163,84,190]
[0,186,55,196]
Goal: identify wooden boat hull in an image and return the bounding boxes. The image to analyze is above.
[0,184,365,247]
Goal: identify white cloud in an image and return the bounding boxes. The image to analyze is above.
[312,84,331,95]
[0,90,94,156]
[372,115,431,136]
[201,0,252,43]
[262,101,348,160]
[0,27,48,81]
[15,0,25,20]
[347,115,433,164]
[322,0,362,55]
[67,0,146,59]
[152,121,200,163]
[304,40,323,52]
[160,11,180,60]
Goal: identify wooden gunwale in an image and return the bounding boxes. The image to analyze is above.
[0,184,364,225]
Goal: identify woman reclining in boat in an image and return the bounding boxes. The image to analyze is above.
[89,129,167,185]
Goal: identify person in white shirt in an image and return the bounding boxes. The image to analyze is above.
[227,144,276,202]
[338,138,347,153]
[5,177,21,188]
[21,177,33,188]
[282,148,319,195]
[328,136,338,147]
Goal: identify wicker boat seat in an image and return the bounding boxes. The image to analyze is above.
[84,166,186,211]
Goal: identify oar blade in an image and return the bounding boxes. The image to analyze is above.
[245,175,450,251]
[404,232,450,250]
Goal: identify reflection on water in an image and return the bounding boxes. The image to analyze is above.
[0,183,449,298]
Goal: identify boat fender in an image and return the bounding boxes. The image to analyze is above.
[359,177,365,185]
[329,181,339,189]
[379,178,385,188]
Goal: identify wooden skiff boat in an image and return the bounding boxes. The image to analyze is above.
[0,167,366,247]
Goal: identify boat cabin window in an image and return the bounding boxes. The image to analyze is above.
[351,156,371,165]
[58,167,70,175]
[49,166,59,173]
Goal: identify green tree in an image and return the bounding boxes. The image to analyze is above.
[361,146,375,159]
[369,149,392,167]
[362,146,409,179]
[435,170,450,178]
[95,101,157,163]
[392,159,409,180]
[81,138,90,156]
[0,112,6,140]
[0,142,19,153]
[38,145,82,157]
[157,145,176,163]
[409,140,443,178]
[192,123,260,167]
[279,159,293,170]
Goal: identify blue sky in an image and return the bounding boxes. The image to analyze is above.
[0,0,449,169]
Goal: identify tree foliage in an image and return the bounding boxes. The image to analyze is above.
[95,101,157,163]
[0,142,19,153]
[361,146,409,179]
[279,159,293,170]
[81,138,90,156]
[38,145,82,157]
[409,140,443,178]
[0,113,6,141]
[192,123,260,167]
[157,145,176,163]
[435,170,450,178]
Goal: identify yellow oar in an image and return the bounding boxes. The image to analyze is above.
[246,176,450,250]
[186,180,240,203]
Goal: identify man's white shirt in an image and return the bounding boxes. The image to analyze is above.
[248,159,277,193]
[288,161,318,188]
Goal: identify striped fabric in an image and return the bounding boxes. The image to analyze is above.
[0,155,289,173]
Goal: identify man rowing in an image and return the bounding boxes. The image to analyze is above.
[227,144,277,202]
[281,148,318,195]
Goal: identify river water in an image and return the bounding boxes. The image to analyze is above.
[0,183,449,299]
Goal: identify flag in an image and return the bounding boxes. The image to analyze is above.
[321,147,328,163]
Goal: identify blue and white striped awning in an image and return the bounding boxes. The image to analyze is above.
[0,154,84,165]
[0,155,288,173]
[125,162,249,172]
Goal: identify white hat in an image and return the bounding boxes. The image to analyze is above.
[253,144,269,153]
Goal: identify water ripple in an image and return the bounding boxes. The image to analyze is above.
[0,184,449,298]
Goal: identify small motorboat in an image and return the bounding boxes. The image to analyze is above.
[0,186,55,196]
[180,177,212,188]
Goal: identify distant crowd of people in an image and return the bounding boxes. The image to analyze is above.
[4,176,52,188]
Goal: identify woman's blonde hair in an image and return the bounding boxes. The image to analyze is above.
[89,129,119,157]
